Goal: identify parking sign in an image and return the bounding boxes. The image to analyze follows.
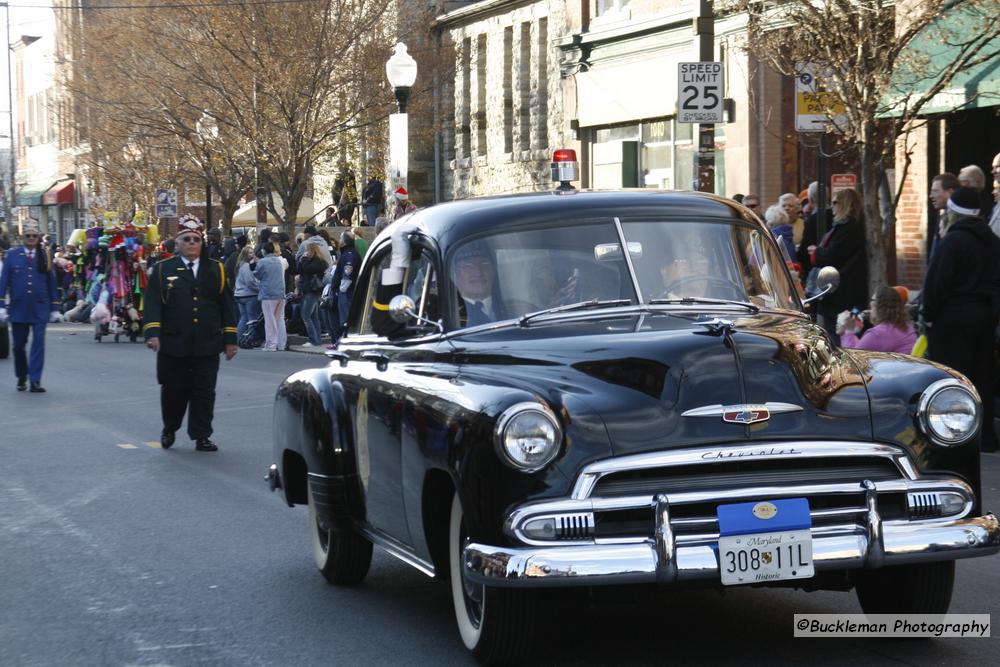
[155,188,178,218]
[677,62,724,123]
[795,63,847,132]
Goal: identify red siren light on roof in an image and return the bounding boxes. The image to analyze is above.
[552,148,577,163]
[551,149,579,192]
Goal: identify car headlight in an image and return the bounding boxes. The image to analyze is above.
[917,379,981,446]
[493,402,563,472]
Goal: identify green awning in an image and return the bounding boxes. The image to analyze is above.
[14,181,57,207]
[888,5,1000,115]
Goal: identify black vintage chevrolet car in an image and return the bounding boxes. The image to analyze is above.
[269,155,998,664]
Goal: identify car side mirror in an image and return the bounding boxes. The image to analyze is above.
[388,294,445,334]
[802,266,841,305]
[389,294,416,323]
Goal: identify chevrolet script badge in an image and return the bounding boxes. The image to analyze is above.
[752,502,778,520]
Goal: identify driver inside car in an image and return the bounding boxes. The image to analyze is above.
[452,241,506,326]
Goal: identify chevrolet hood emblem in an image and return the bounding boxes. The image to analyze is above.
[681,402,804,424]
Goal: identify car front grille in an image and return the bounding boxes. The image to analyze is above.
[508,442,974,546]
[592,456,902,497]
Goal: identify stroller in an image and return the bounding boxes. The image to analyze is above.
[238,314,266,349]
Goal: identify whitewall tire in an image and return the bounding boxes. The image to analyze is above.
[449,492,536,664]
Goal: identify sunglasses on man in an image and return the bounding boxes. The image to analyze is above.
[177,235,203,244]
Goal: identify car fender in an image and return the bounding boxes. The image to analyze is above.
[273,368,364,519]
[438,379,609,546]
[856,350,982,509]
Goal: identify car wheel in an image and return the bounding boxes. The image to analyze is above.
[855,561,955,614]
[449,492,536,664]
[307,481,372,585]
[0,325,8,359]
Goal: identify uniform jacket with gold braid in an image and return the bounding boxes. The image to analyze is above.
[142,255,237,356]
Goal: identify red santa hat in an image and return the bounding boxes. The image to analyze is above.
[394,187,409,201]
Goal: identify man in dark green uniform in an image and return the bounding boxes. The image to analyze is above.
[144,214,238,452]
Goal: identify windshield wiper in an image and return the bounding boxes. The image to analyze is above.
[648,297,760,314]
[518,298,633,326]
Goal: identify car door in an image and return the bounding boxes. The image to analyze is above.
[342,245,441,546]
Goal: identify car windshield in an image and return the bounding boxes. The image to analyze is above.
[620,218,799,310]
[447,217,799,327]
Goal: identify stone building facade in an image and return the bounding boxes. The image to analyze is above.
[435,0,571,199]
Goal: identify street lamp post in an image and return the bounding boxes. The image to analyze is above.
[385,42,417,197]
[196,111,218,230]
[3,1,17,237]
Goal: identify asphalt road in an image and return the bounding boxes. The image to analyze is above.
[1,323,998,666]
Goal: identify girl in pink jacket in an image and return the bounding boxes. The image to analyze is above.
[839,285,917,354]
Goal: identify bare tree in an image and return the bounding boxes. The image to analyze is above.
[726,0,1000,287]
[72,4,255,235]
[170,0,399,236]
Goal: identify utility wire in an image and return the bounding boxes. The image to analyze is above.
[5,0,323,9]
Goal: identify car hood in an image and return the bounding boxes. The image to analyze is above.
[454,310,872,458]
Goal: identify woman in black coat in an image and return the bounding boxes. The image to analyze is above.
[812,188,869,338]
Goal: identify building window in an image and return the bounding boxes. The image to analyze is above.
[519,22,531,151]
[461,37,471,159]
[592,124,639,189]
[503,27,513,154]
[641,120,672,189]
[595,0,630,18]
[476,33,487,156]
[588,118,726,194]
[537,18,548,149]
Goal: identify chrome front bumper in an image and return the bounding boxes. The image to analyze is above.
[464,513,1000,588]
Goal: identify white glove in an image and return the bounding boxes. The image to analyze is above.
[383,220,419,286]
[49,311,63,323]
[0,308,7,324]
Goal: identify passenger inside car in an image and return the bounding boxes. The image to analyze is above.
[657,249,714,299]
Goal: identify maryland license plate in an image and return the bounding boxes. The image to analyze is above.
[716,498,815,586]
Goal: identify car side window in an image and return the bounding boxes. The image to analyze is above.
[407,250,439,324]
[356,251,391,336]
[356,247,439,337]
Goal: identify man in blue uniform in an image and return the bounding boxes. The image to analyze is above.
[0,220,61,392]
[144,214,238,452]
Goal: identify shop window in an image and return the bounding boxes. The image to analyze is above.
[588,118,725,193]
[592,124,639,189]
[642,120,672,189]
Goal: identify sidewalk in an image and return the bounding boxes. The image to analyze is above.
[285,333,329,355]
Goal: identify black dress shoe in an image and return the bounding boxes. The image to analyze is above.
[160,431,175,449]
[16,378,27,391]
[195,438,218,452]
[29,381,46,393]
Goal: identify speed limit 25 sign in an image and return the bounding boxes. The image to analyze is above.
[677,62,724,123]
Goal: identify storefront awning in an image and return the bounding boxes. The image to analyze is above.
[14,180,57,207]
[42,179,75,206]
[887,9,1000,116]
[231,195,316,228]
